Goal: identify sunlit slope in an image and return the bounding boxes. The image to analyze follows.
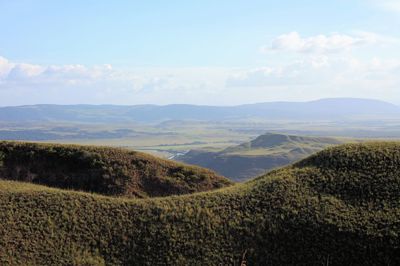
[0,141,232,198]
[0,142,399,265]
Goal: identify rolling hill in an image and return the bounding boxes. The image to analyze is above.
[0,98,399,123]
[177,132,345,181]
[0,142,232,198]
[0,142,399,265]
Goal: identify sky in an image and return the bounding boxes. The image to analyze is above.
[0,0,400,106]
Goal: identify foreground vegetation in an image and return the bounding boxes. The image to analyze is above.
[0,141,231,198]
[0,142,399,265]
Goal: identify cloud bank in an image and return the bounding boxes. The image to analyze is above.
[0,57,114,84]
[262,32,379,54]
[227,30,400,103]
[1,29,400,106]
[0,56,231,105]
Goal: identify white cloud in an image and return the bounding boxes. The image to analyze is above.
[1,53,400,106]
[0,57,15,78]
[0,55,233,105]
[39,64,114,83]
[222,55,400,104]
[263,32,379,54]
[227,56,331,87]
[7,63,44,80]
[0,57,117,86]
[226,56,400,96]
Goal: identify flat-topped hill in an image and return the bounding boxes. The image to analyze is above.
[178,132,344,181]
[0,142,232,198]
[222,132,342,154]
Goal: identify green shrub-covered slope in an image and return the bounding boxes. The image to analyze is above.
[0,141,232,198]
[0,142,399,265]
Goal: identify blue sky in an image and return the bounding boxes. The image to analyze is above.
[1,0,400,105]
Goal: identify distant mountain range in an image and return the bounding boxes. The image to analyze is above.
[176,132,346,181]
[0,98,399,123]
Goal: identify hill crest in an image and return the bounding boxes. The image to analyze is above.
[222,132,342,154]
[1,142,399,265]
[0,141,232,198]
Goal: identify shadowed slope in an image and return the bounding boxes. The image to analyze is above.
[0,142,232,198]
[0,142,399,265]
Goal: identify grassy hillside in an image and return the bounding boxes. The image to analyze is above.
[178,132,344,181]
[0,142,399,265]
[0,142,232,198]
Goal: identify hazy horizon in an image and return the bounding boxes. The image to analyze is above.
[0,97,399,108]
